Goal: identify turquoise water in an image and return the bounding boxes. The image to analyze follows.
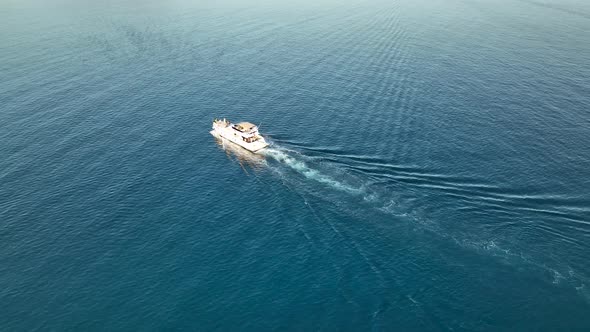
[2,0,590,330]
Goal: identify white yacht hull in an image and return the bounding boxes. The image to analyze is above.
[210,128,269,153]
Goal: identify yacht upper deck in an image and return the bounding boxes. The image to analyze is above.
[233,122,257,132]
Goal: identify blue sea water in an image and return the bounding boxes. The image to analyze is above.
[2,0,590,330]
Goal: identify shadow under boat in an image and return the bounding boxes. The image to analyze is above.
[213,136,268,172]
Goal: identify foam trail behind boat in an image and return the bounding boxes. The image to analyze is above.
[261,148,364,195]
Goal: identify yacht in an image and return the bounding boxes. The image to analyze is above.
[210,118,269,152]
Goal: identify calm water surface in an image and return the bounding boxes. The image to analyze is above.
[1,0,590,330]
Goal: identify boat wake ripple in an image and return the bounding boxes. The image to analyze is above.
[258,143,590,301]
[261,147,365,195]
